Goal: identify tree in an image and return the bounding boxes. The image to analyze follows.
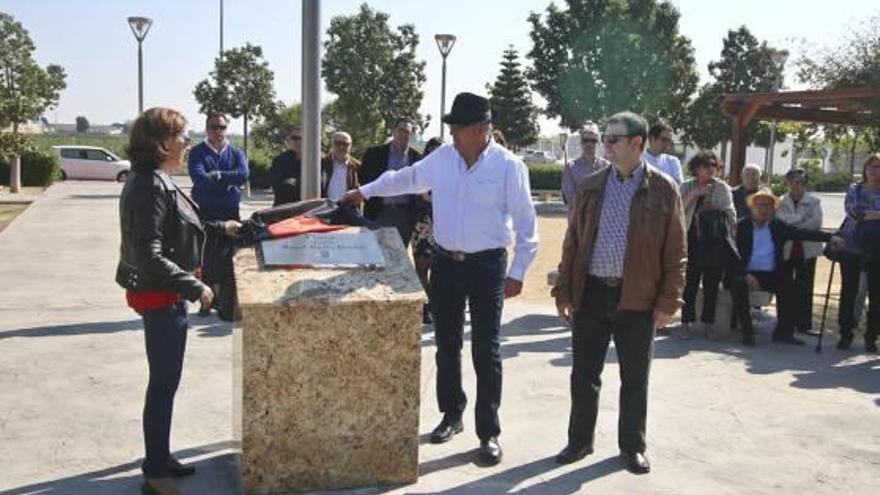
[75,116,89,134]
[487,46,539,150]
[526,0,698,130]
[680,26,788,152]
[798,13,880,149]
[322,4,427,146]
[0,12,66,192]
[193,43,276,156]
[252,102,302,154]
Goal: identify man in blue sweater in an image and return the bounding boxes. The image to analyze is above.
[188,112,249,320]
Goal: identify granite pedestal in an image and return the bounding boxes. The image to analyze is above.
[234,227,425,494]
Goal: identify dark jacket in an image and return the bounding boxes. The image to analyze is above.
[553,164,687,315]
[733,217,832,275]
[115,169,225,302]
[270,150,301,206]
[732,186,756,221]
[358,142,421,220]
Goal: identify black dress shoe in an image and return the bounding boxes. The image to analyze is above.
[866,338,878,353]
[837,334,853,350]
[773,334,805,346]
[167,457,195,477]
[430,418,463,444]
[422,304,433,324]
[555,443,593,465]
[620,451,651,474]
[479,437,503,465]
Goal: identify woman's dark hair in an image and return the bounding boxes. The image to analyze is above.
[424,137,444,156]
[492,129,509,149]
[126,108,188,172]
[861,152,880,183]
[687,149,720,176]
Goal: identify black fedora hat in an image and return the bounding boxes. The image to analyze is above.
[442,92,492,126]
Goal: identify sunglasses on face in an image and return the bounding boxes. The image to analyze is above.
[209,124,227,131]
[581,138,599,144]
[602,134,633,145]
[657,136,672,143]
[333,141,351,147]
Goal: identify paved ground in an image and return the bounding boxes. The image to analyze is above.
[0,182,877,495]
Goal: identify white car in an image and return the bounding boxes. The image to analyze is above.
[52,145,131,182]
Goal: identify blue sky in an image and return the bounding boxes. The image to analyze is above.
[3,0,877,138]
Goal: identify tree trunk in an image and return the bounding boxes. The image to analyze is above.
[849,138,857,178]
[243,114,251,197]
[10,123,21,193]
[720,140,728,176]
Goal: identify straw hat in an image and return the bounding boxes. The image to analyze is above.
[745,187,781,209]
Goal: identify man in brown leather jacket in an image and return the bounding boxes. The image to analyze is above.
[552,111,686,475]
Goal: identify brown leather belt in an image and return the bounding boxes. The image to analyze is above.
[436,245,504,262]
[589,275,623,287]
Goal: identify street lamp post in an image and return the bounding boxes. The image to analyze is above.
[434,34,457,139]
[766,51,789,176]
[558,132,569,165]
[127,16,153,115]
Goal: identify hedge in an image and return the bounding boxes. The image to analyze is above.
[528,163,563,190]
[0,150,60,187]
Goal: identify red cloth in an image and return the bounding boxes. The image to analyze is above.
[126,290,180,314]
[267,215,346,239]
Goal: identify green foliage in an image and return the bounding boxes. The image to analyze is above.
[246,148,273,190]
[488,46,539,150]
[0,11,67,188]
[0,149,59,186]
[526,0,699,130]
[30,134,128,157]
[193,43,277,154]
[0,132,33,159]
[681,26,787,148]
[75,115,89,134]
[252,103,302,154]
[528,163,563,190]
[322,4,427,146]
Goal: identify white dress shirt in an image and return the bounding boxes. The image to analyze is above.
[643,151,683,184]
[359,141,538,281]
[326,159,349,202]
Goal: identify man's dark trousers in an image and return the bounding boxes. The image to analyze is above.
[568,277,655,453]
[430,248,506,440]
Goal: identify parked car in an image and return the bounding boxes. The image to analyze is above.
[521,150,555,163]
[51,146,131,182]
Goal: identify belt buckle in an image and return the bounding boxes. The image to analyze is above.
[451,251,466,262]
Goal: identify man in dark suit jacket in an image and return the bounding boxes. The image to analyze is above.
[358,118,422,246]
[729,188,841,346]
[269,127,302,206]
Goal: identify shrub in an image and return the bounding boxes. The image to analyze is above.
[247,148,273,190]
[528,163,563,190]
[0,149,60,187]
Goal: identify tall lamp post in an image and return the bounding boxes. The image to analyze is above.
[558,132,569,165]
[766,51,789,176]
[127,16,153,115]
[434,34,457,139]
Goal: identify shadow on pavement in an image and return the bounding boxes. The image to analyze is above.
[0,441,240,495]
[0,317,233,339]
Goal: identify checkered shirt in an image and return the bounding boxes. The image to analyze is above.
[588,162,646,278]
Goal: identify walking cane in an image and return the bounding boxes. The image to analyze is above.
[816,260,836,354]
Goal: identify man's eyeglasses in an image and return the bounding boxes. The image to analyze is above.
[601,134,634,145]
[333,141,352,147]
[581,138,599,144]
[209,124,227,131]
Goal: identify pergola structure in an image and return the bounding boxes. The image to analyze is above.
[721,87,880,185]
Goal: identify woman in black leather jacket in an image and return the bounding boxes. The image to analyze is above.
[115,108,240,495]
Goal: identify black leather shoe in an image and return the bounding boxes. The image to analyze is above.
[167,457,195,477]
[866,338,878,353]
[773,334,805,346]
[422,304,433,324]
[430,418,463,444]
[742,333,756,346]
[620,451,651,474]
[837,334,853,350]
[479,437,503,465]
[556,443,593,465]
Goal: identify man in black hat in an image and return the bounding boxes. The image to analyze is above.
[341,92,538,466]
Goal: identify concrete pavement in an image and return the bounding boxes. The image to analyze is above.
[0,181,878,495]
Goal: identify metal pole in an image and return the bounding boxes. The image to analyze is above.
[219,0,224,57]
[440,56,447,139]
[137,40,144,114]
[768,120,777,176]
[301,0,321,200]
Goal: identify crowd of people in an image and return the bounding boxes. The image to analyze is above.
[114,97,877,493]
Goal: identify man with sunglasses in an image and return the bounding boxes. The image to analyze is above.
[188,112,249,320]
[553,111,686,475]
[643,118,683,185]
[270,127,303,206]
[561,121,611,207]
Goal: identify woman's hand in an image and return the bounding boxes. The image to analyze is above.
[224,220,242,237]
[199,285,214,308]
